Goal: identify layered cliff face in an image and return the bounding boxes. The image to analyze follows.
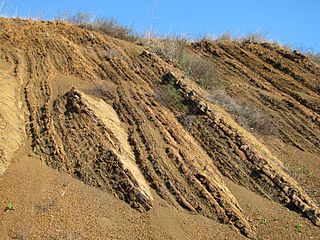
[0,18,319,239]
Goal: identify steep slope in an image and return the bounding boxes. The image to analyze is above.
[0,61,24,175]
[0,18,319,239]
[191,40,320,205]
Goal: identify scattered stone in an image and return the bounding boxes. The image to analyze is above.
[88,33,96,41]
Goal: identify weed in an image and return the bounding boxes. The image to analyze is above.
[295,223,302,232]
[91,18,137,42]
[284,161,315,179]
[65,12,92,26]
[260,219,267,225]
[155,83,184,108]
[5,202,15,212]
[34,200,56,213]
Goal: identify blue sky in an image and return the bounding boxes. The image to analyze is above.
[0,0,319,53]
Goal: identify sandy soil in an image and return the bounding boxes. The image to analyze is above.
[0,18,319,239]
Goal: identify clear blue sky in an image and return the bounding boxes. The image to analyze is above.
[0,0,319,53]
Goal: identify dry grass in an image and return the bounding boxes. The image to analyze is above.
[204,31,270,45]
[306,52,320,65]
[210,90,277,135]
[239,32,269,44]
[180,54,217,89]
[62,12,137,42]
[145,37,217,89]
[144,36,188,62]
[85,81,117,103]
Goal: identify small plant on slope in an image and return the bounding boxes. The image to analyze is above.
[5,202,15,212]
[295,223,302,233]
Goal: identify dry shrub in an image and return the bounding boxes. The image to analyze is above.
[91,18,137,42]
[215,32,233,44]
[63,12,137,42]
[306,52,320,65]
[64,12,92,26]
[145,37,188,62]
[210,90,277,135]
[179,114,194,132]
[179,54,217,89]
[213,31,269,45]
[146,37,216,89]
[239,32,269,44]
[86,81,117,103]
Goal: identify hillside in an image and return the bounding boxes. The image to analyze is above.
[0,18,319,239]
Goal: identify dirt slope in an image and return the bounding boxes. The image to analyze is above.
[0,18,319,239]
[192,40,320,205]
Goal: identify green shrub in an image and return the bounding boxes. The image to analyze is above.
[295,223,302,232]
[155,84,184,108]
[5,202,15,212]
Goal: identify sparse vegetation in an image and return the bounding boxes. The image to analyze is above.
[213,31,269,44]
[215,32,233,44]
[179,114,194,131]
[260,219,268,225]
[210,90,277,135]
[296,46,320,65]
[306,52,320,64]
[284,161,315,179]
[5,202,15,212]
[146,37,217,89]
[85,81,117,103]
[179,54,217,89]
[1,17,319,239]
[34,199,56,213]
[145,36,188,62]
[62,12,137,42]
[295,223,303,232]
[239,32,269,44]
[155,83,184,108]
[296,164,315,178]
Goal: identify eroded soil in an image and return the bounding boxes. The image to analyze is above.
[0,18,319,239]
